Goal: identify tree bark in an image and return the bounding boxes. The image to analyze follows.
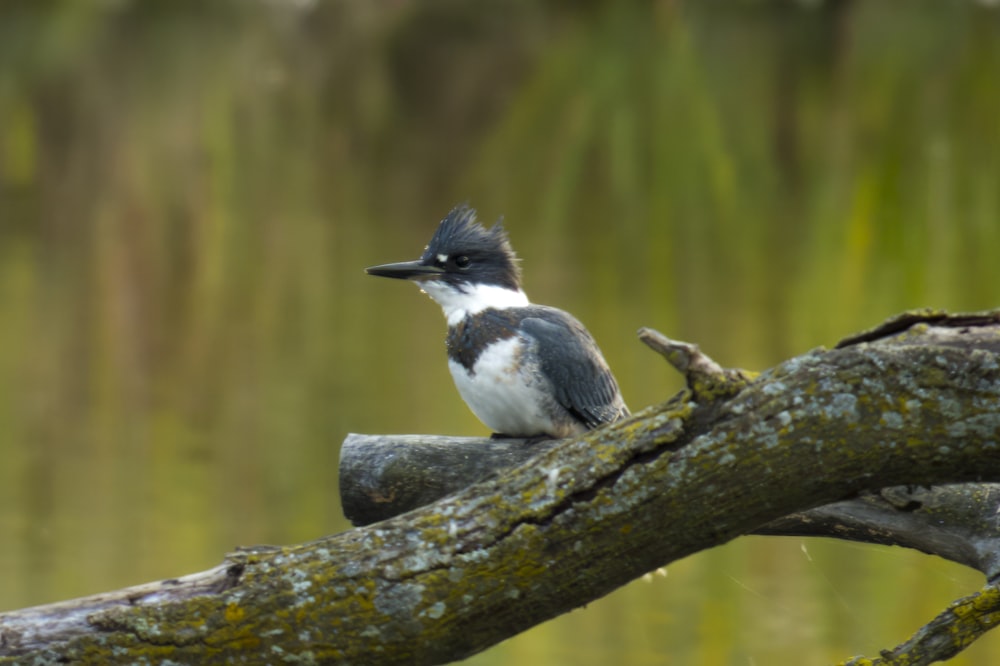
[340,435,1000,577]
[1,310,999,665]
[339,434,562,526]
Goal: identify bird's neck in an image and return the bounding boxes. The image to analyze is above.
[419,281,529,326]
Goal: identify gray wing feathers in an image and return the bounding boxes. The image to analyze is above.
[519,311,629,429]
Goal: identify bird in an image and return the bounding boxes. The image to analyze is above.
[365,204,629,439]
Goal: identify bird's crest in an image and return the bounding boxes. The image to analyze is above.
[422,205,522,288]
[423,205,513,259]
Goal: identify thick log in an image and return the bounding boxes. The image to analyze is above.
[339,434,1000,577]
[340,431,1000,577]
[1,311,999,665]
[339,434,560,526]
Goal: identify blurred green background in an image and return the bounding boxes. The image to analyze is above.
[1,0,999,663]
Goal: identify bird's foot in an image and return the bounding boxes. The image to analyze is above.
[490,432,555,445]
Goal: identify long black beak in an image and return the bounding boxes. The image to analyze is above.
[365,260,444,280]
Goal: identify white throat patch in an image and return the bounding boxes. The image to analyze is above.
[419,281,529,325]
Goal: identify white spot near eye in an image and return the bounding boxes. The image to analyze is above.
[437,253,448,264]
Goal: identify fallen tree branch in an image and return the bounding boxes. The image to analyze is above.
[1,310,999,664]
[340,435,1000,578]
[339,435,562,526]
[759,484,1000,580]
[840,581,1000,666]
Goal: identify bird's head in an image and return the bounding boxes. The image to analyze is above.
[365,205,527,320]
[366,205,528,322]
[366,205,521,291]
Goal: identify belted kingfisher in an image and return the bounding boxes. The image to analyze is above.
[366,205,629,439]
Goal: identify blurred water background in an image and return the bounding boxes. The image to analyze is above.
[1,0,999,663]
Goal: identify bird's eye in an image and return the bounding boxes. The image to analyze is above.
[454,255,471,268]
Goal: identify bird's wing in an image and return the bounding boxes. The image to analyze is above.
[519,308,629,430]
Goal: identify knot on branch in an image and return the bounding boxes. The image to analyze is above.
[638,327,757,401]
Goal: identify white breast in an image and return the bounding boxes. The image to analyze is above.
[448,337,568,437]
